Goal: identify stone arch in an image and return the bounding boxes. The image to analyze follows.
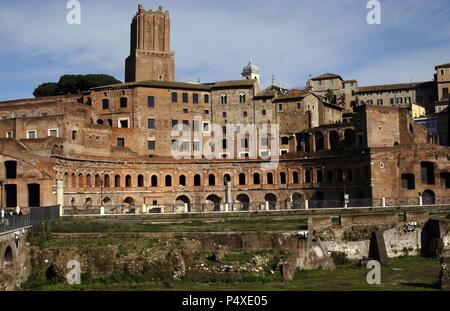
[102,197,113,206]
[86,174,92,188]
[329,130,340,150]
[95,174,101,187]
[124,197,135,206]
[265,193,277,210]
[422,190,436,205]
[3,245,14,272]
[176,195,191,205]
[236,193,250,211]
[206,194,221,212]
[292,193,303,209]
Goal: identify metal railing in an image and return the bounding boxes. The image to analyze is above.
[59,196,450,216]
[0,214,31,233]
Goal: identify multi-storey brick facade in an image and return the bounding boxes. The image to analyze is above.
[0,4,449,212]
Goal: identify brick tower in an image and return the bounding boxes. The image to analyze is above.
[125,4,175,83]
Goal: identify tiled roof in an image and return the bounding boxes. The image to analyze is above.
[208,79,257,89]
[356,81,434,93]
[311,73,343,81]
[435,63,450,69]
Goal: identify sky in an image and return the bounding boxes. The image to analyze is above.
[0,0,449,100]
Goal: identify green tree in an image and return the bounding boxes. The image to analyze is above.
[33,74,121,97]
[33,83,59,97]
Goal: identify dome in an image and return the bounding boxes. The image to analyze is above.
[242,60,260,76]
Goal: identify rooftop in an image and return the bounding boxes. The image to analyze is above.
[356,81,434,93]
[311,73,343,81]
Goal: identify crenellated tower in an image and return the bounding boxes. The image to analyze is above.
[125,4,175,82]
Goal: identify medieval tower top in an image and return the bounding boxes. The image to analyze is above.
[125,4,175,83]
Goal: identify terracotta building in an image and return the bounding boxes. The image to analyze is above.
[0,4,449,212]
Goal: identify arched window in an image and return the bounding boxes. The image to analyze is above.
[194,174,201,186]
[115,175,121,187]
[95,174,101,187]
[221,94,228,104]
[293,172,299,184]
[253,173,261,185]
[267,173,274,185]
[137,174,144,187]
[239,173,246,185]
[151,175,158,187]
[209,174,216,186]
[86,174,92,187]
[179,175,187,186]
[223,174,231,185]
[71,173,76,187]
[279,172,287,184]
[239,93,246,103]
[165,175,172,187]
[104,175,110,187]
[125,175,132,187]
[78,174,84,187]
[305,170,312,183]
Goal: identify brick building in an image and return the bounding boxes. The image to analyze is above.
[0,4,449,212]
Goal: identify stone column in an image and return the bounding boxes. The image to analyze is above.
[324,131,331,150]
[56,179,64,207]
[225,181,232,212]
[419,196,423,206]
[304,199,309,210]
[310,134,316,153]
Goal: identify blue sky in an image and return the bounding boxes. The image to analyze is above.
[0,0,449,100]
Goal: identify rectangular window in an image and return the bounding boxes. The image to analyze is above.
[390,98,395,106]
[243,111,248,118]
[204,94,210,104]
[147,96,155,108]
[367,100,373,105]
[396,97,403,104]
[241,138,249,148]
[182,120,189,129]
[182,93,189,103]
[203,122,210,132]
[148,140,156,150]
[117,138,125,147]
[171,92,178,103]
[222,127,227,135]
[48,129,58,137]
[279,104,283,111]
[193,140,200,151]
[443,88,449,98]
[182,140,190,151]
[377,99,383,106]
[183,108,188,114]
[72,131,78,140]
[171,140,179,151]
[102,99,109,110]
[401,174,415,190]
[120,97,128,108]
[193,94,199,104]
[118,118,129,128]
[193,120,201,132]
[421,162,435,185]
[27,130,37,139]
[147,118,155,130]
[222,112,227,118]
[260,136,268,146]
[6,131,13,138]
[204,109,209,115]
[262,109,266,116]
[405,97,412,104]
[171,120,179,130]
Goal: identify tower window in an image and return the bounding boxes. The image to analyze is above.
[239,93,246,103]
[148,140,156,150]
[147,96,155,108]
[102,99,109,110]
[204,94,210,104]
[120,97,128,108]
[182,93,189,103]
[171,92,178,103]
[147,118,155,129]
[117,138,125,147]
[221,94,227,104]
[193,94,199,104]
